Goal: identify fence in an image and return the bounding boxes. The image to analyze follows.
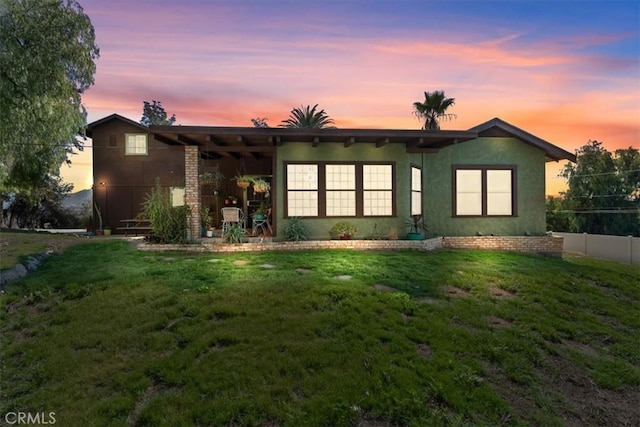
[553,232,640,266]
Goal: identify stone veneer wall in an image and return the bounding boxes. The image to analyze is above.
[442,235,563,256]
[138,235,563,256]
[184,146,200,240]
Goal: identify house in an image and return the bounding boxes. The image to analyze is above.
[87,114,575,243]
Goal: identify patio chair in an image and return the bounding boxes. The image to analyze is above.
[221,207,244,237]
[252,208,273,236]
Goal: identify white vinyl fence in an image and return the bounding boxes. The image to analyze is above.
[554,232,640,266]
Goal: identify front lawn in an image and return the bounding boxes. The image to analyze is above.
[1,241,639,426]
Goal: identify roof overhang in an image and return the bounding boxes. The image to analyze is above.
[86,113,147,138]
[469,118,576,163]
[149,125,477,159]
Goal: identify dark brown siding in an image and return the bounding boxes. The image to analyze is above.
[92,119,185,230]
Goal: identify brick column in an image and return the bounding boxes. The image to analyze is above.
[184,145,200,240]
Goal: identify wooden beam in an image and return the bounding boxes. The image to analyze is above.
[376,137,389,148]
[344,136,355,148]
[406,137,424,149]
[153,133,181,145]
[206,146,274,153]
[206,134,223,145]
[268,135,282,146]
[237,135,245,145]
[312,136,320,147]
[177,134,201,146]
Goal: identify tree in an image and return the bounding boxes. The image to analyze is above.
[2,175,75,228]
[140,100,176,126]
[561,141,639,236]
[251,117,269,128]
[413,90,456,130]
[280,104,336,128]
[0,0,99,192]
[545,196,576,232]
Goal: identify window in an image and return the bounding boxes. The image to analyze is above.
[411,166,422,216]
[286,164,318,216]
[363,165,392,216]
[284,162,395,217]
[326,164,355,216]
[453,166,516,217]
[125,133,148,155]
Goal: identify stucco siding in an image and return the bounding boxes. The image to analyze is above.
[424,137,547,236]
[276,142,419,240]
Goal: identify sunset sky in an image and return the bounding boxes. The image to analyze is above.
[60,0,640,195]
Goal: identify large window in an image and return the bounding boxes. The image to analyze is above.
[453,166,516,217]
[363,165,393,216]
[411,166,422,215]
[286,164,318,216]
[125,133,148,155]
[285,162,395,217]
[326,164,356,216]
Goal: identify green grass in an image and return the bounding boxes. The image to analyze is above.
[1,241,639,426]
[0,229,85,269]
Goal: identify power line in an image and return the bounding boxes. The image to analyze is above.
[548,169,640,179]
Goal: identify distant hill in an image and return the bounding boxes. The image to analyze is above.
[63,189,92,215]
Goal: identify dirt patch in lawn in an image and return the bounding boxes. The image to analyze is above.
[483,353,640,426]
[444,286,470,297]
[488,287,515,299]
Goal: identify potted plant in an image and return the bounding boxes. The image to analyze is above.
[94,202,104,235]
[329,221,358,240]
[234,173,253,189]
[103,225,112,236]
[200,205,211,236]
[406,214,427,240]
[199,164,225,188]
[252,201,269,220]
[252,178,270,195]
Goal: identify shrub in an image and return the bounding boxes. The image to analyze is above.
[329,221,358,239]
[223,223,247,243]
[284,217,309,241]
[141,179,190,243]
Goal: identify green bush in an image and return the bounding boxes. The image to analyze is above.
[223,223,247,243]
[284,217,309,241]
[141,179,190,243]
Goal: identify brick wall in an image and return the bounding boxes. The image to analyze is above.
[138,235,563,256]
[184,146,200,240]
[442,235,563,256]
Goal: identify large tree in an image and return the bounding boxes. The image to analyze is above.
[140,100,176,126]
[560,141,639,236]
[413,90,456,130]
[280,104,335,128]
[0,0,99,192]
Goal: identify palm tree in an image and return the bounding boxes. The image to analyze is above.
[280,104,336,128]
[413,91,456,130]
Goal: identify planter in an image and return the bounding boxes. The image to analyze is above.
[96,229,104,236]
[206,230,215,238]
[339,235,352,240]
[406,232,424,241]
[201,226,206,237]
[254,214,265,221]
[103,228,112,236]
[237,181,250,189]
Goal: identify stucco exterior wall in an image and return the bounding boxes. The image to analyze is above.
[423,137,547,236]
[276,142,421,240]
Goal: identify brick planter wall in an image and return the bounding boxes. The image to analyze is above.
[137,235,563,256]
[442,235,563,257]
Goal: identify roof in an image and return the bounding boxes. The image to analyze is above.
[469,118,576,162]
[86,113,147,138]
[87,113,576,162]
[149,125,478,159]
